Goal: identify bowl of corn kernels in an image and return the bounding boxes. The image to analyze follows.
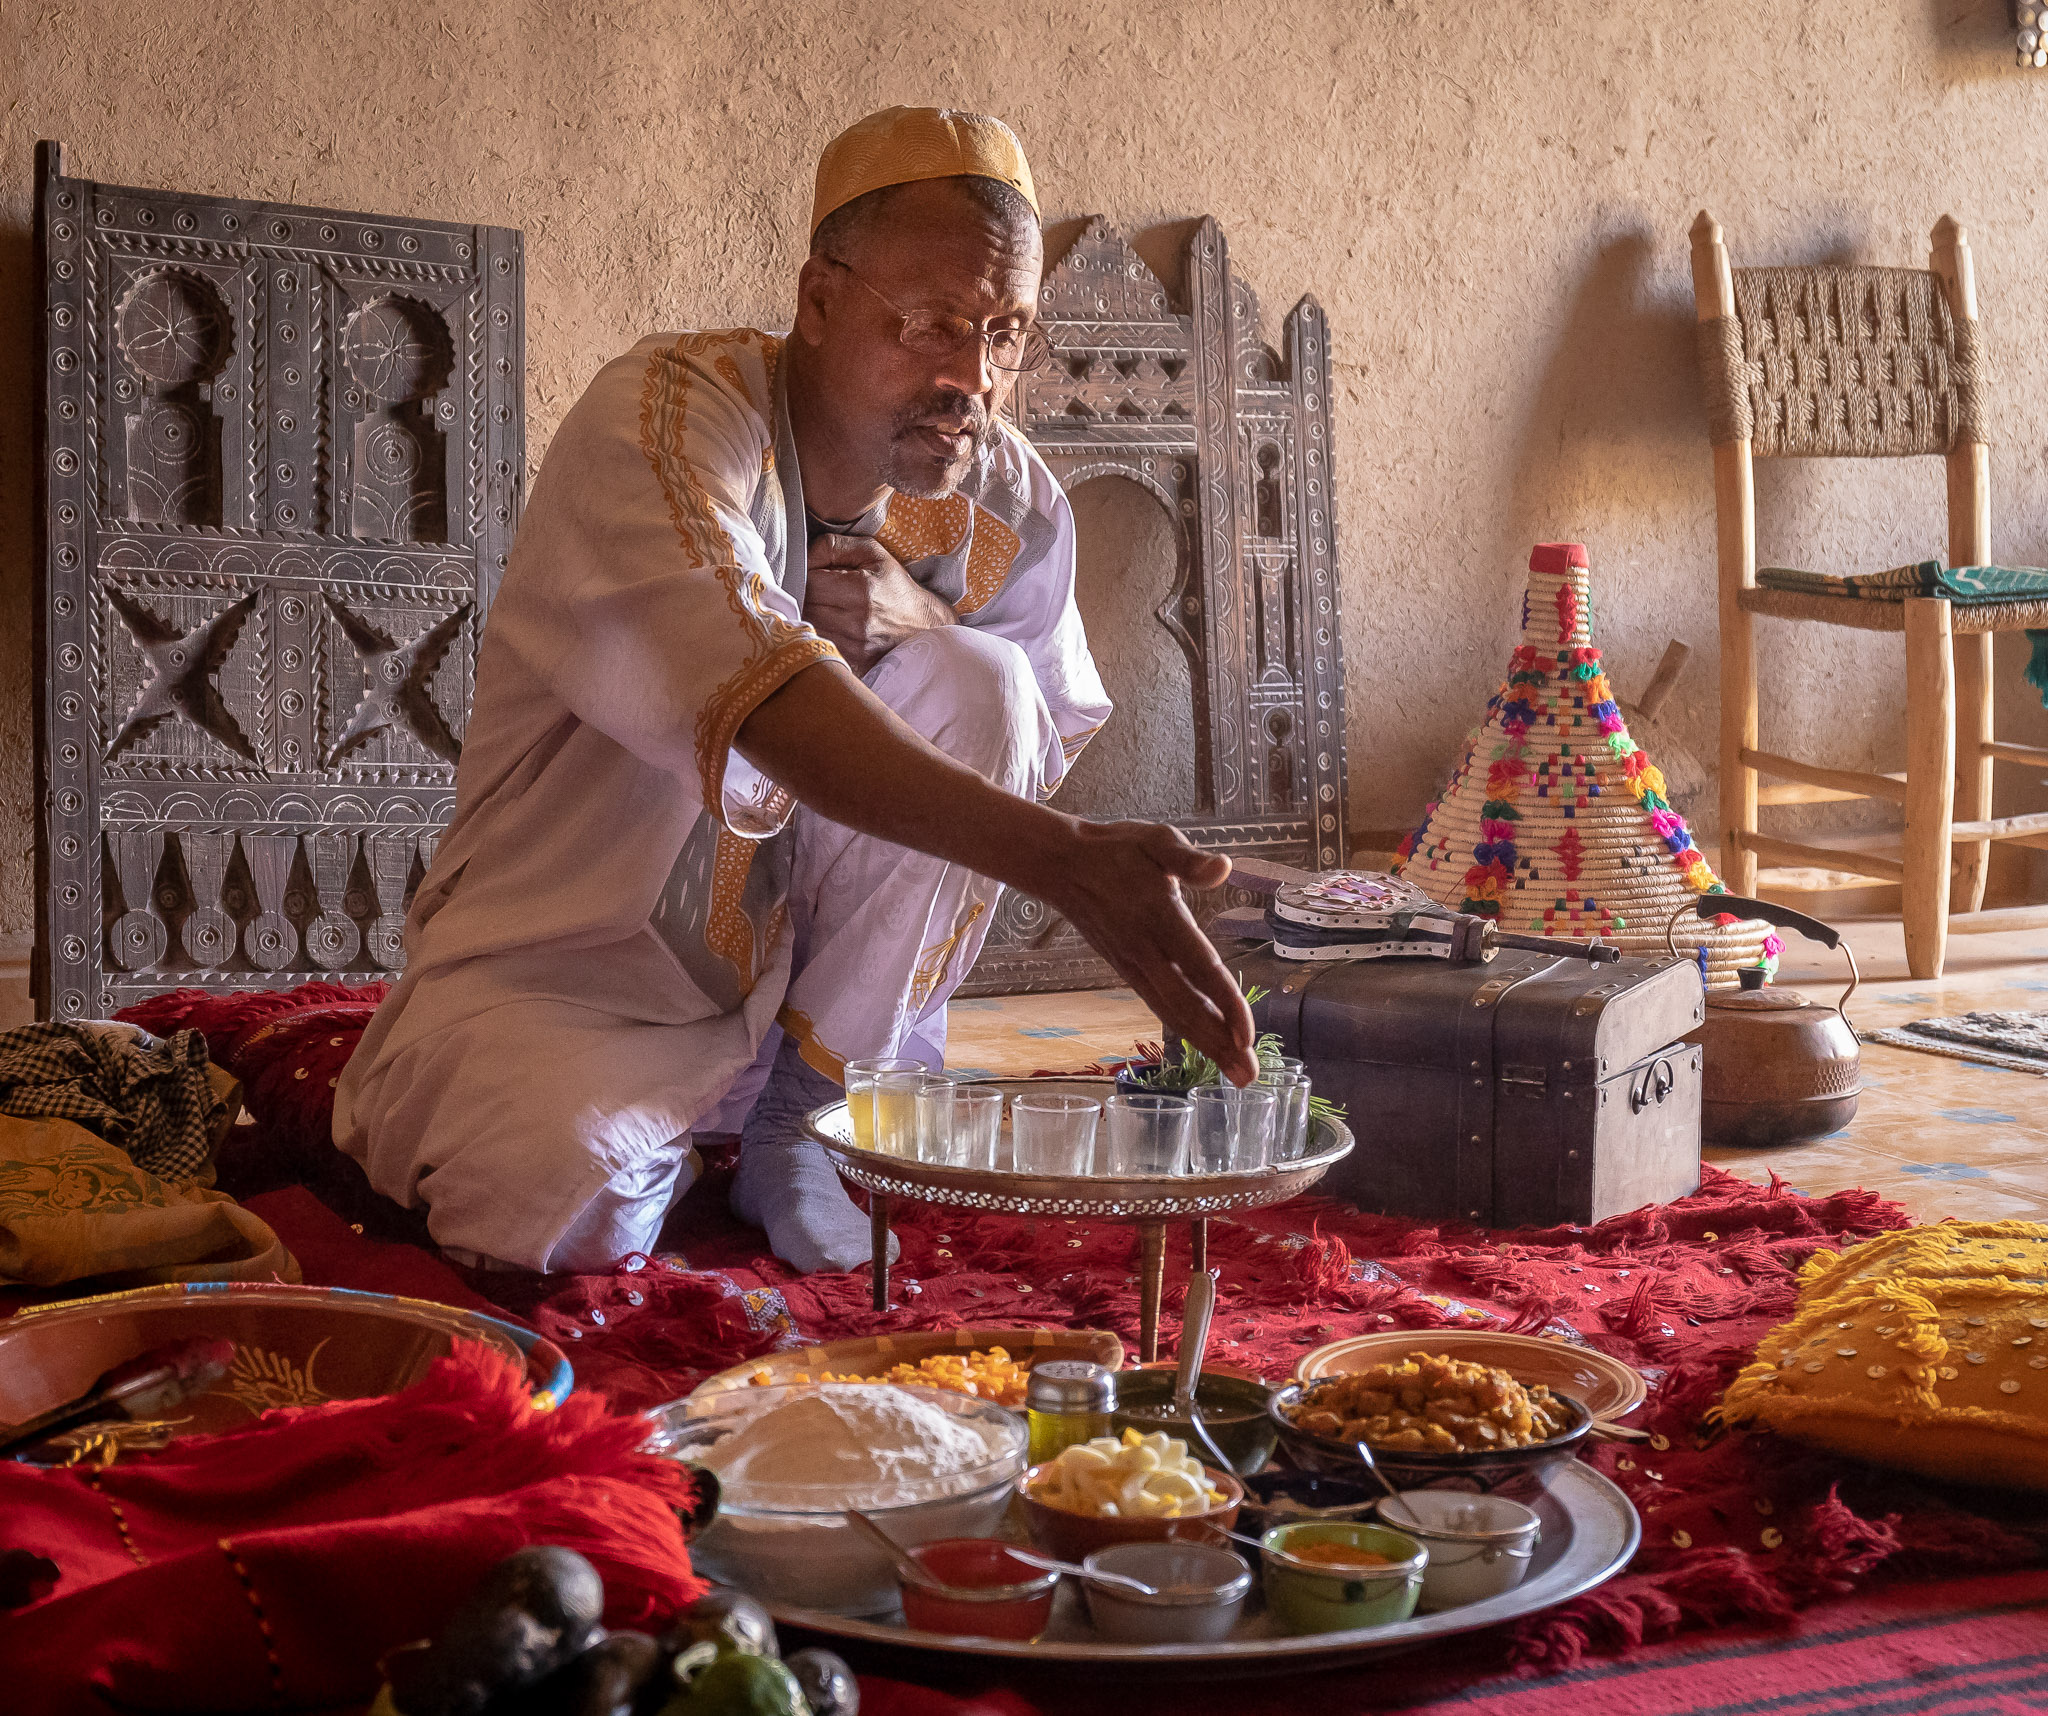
[679,1328,1124,1418]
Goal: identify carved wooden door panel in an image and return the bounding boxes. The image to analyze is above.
[960,217,1348,995]
[32,142,524,1021]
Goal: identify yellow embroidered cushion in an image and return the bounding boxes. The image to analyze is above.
[1719,1222,2048,1490]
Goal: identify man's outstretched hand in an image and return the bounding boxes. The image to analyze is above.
[735,661,1259,1085]
[1034,818,1258,1087]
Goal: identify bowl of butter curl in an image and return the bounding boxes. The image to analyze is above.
[1017,1426,1244,1562]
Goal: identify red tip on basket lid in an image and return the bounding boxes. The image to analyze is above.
[1529,543,1590,573]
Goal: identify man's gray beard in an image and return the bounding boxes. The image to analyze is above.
[880,409,993,498]
[882,447,973,498]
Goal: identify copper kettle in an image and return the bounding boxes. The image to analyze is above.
[1664,896,1862,1147]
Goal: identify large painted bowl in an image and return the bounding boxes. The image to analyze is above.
[0,1283,572,1443]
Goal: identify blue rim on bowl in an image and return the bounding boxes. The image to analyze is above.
[189,1282,576,1410]
[13,1281,574,1411]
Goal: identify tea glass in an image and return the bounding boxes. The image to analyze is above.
[844,1056,926,1157]
[1259,1068,1313,1161]
[916,1081,1005,1169]
[1011,1093,1103,1176]
[1189,1083,1278,1173]
[1104,1092,1193,1176]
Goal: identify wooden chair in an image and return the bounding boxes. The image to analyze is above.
[1690,211,2048,979]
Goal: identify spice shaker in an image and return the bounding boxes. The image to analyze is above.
[1025,1360,1117,1464]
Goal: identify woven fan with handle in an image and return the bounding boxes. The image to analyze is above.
[1213,863,1621,966]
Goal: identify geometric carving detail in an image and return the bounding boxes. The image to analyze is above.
[362,831,415,970]
[343,295,453,404]
[175,829,238,969]
[105,826,169,971]
[36,140,523,1014]
[239,831,301,970]
[115,268,230,525]
[303,830,363,971]
[322,593,468,765]
[344,295,452,542]
[103,586,260,763]
[965,214,1349,996]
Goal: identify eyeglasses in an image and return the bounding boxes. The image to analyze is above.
[824,256,1053,374]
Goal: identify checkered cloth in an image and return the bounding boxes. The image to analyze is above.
[1756,561,2048,708]
[0,1021,228,1183]
[1757,558,2048,601]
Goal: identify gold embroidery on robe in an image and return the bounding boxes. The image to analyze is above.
[705,828,763,992]
[877,493,971,564]
[635,330,836,825]
[959,509,1022,614]
[775,1005,845,1081]
[908,897,988,1012]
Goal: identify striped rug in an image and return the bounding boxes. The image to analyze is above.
[857,1566,2048,1716]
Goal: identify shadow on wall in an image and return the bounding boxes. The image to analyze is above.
[1498,227,1702,583]
[1930,0,2022,86]
[1056,472,1199,825]
[1481,219,1929,855]
[1032,217,1210,830]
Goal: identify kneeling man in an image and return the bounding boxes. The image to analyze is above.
[335,107,1252,1274]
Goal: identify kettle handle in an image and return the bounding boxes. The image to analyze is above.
[1662,895,1861,1036]
[1678,894,1839,948]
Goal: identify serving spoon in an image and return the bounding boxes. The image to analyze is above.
[1172,1267,1238,1476]
[841,1509,1161,1598]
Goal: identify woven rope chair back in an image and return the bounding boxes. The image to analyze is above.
[1697,264,1982,458]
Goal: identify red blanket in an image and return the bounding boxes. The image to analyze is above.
[113,984,2048,1695]
[0,1342,703,1716]
[248,1164,2048,1679]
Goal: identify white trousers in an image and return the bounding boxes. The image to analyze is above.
[338,626,1048,1272]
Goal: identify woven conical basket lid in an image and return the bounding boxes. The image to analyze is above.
[1393,543,1774,987]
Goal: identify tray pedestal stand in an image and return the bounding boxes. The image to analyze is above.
[808,1079,1351,1363]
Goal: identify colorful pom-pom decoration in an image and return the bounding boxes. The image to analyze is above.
[1393,543,1773,987]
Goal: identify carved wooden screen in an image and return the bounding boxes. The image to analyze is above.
[32,142,524,1021]
[960,217,1348,995]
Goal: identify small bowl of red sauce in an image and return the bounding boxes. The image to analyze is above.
[898,1537,1059,1640]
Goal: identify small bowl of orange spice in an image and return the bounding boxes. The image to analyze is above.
[1258,1521,1425,1635]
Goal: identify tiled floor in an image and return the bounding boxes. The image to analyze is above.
[946,917,2048,1225]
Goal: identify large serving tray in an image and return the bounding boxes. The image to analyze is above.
[807,1076,1354,1220]
[760,1460,1639,1678]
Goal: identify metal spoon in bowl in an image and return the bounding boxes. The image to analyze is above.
[841,1509,1161,1599]
[1346,1437,1405,1502]
[842,1508,946,1588]
[1000,1546,1162,1596]
[1172,1267,1237,1475]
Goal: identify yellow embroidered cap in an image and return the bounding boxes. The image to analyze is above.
[811,106,1039,234]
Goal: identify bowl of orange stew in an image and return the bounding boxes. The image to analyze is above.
[1268,1352,1593,1500]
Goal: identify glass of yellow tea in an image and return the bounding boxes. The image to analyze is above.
[844,1057,927,1156]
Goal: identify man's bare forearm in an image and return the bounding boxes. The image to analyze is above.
[733,657,1257,1083]
[734,658,1069,893]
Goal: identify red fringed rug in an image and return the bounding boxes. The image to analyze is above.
[851,1564,2048,1716]
[117,982,388,1164]
[117,986,2048,1690]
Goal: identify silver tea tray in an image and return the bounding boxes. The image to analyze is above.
[759,1460,1639,1677]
